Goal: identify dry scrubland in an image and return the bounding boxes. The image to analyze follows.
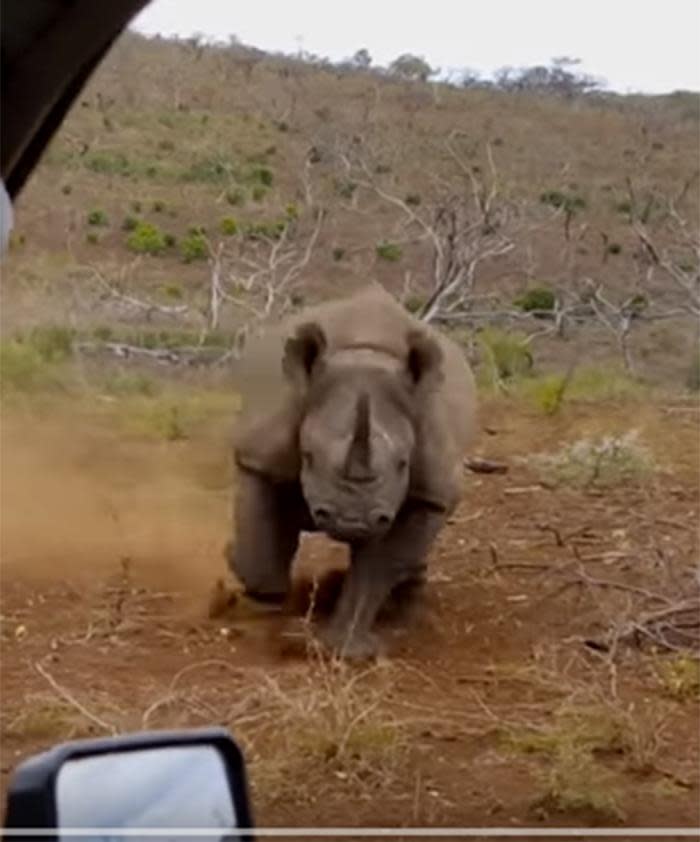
[1,32,699,831]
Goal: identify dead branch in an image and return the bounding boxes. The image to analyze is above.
[87,262,188,320]
[464,457,509,474]
[34,660,117,735]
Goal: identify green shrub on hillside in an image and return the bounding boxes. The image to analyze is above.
[126,222,168,255]
[226,188,246,206]
[220,217,239,236]
[180,230,208,262]
[122,215,140,231]
[86,209,109,227]
[478,327,533,382]
[514,286,556,313]
[376,241,402,262]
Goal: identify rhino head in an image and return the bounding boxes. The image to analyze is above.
[282,321,443,542]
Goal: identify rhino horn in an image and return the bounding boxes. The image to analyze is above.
[344,392,373,479]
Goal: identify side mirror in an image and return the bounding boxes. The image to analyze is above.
[4,727,254,839]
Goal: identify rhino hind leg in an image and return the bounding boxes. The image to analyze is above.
[227,468,309,603]
[317,502,443,659]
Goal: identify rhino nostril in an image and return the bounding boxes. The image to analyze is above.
[375,513,392,529]
[313,507,332,525]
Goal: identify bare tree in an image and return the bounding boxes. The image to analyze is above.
[337,134,519,324]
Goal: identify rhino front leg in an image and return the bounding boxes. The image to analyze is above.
[226,467,308,603]
[317,502,445,659]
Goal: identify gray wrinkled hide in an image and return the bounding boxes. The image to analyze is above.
[227,283,477,658]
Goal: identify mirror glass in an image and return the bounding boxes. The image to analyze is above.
[56,744,238,836]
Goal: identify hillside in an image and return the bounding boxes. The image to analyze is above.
[2,32,699,830]
[2,31,699,383]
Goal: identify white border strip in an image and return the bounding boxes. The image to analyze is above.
[2,830,698,837]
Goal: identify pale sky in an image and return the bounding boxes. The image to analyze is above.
[131,0,700,94]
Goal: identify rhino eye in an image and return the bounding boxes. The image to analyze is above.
[302,450,313,468]
[397,458,408,472]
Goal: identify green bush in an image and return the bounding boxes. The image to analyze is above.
[285,203,299,220]
[226,188,246,206]
[514,286,556,313]
[152,200,166,213]
[126,221,167,255]
[181,156,235,184]
[0,342,51,391]
[478,327,533,382]
[336,180,357,200]
[103,372,159,397]
[180,231,208,263]
[164,233,177,248]
[121,215,140,231]
[85,152,132,177]
[686,349,700,392]
[404,295,425,315]
[1,326,75,392]
[242,220,286,241]
[251,186,267,202]
[87,209,109,227]
[160,283,184,300]
[248,165,273,186]
[376,241,402,262]
[540,190,586,213]
[86,232,100,245]
[220,217,239,236]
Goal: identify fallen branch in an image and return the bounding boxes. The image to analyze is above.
[35,660,117,736]
[464,457,509,474]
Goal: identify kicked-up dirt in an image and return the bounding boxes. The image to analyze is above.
[1,395,698,832]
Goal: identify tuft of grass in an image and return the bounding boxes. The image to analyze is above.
[220,216,239,236]
[527,429,656,489]
[86,208,109,227]
[517,373,571,415]
[242,654,407,802]
[685,349,700,392]
[375,241,402,262]
[226,188,246,206]
[6,696,101,741]
[180,156,236,185]
[655,655,700,702]
[1,341,55,391]
[514,285,556,313]
[102,372,160,398]
[533,743,624,821]
[477,327,533,385]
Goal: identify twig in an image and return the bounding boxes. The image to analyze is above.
[34,660,117,736]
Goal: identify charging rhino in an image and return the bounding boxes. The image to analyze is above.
[227,284,477,658]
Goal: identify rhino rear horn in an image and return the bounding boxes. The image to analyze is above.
[344,392,373,479]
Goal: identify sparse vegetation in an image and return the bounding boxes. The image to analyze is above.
[126,221,168,255]
[528,429,656,488]
[514,286,556,313]
[220,217,239,236]
[478,327,533,384]
[180,230,208,262]
[87,209,109,227]
[375,241,402,262]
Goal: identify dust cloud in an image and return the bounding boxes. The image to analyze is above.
[0,407,233,600]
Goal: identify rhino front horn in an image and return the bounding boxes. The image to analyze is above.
[344,392,373,479]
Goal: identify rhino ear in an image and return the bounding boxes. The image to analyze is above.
[405,329,443,390]
[282,321,327,387]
